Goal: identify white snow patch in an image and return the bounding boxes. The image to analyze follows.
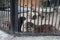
[0,30,14,40]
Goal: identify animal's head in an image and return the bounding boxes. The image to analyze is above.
[27,12,41,20]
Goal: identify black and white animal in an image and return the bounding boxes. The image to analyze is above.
[18,12,36,32]
[18,17,26,32]
[22,22,59,33]
[21,12,47,32]
[21,11,59,33]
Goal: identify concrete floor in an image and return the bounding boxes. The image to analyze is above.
[0,30,60,40]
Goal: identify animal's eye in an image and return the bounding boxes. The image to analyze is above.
[30,15,37,20]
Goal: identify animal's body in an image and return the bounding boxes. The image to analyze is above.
[21,12,49,32]
[21,22,59,33]
[21,11,59,33]
[18,17,26,32]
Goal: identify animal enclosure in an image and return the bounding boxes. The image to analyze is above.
[0,0,60,36]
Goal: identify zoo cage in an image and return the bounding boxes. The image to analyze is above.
[0,0,12,33]
[0,0,60,36]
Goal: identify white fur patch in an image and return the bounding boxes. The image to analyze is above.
[21,11,60,32]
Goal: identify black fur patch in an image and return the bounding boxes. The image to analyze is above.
[24,22,59,33]
[18,17,26,32]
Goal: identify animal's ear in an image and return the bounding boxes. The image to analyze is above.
[23,17,26,20]
[19,17,26,20]
[32,15,37,19]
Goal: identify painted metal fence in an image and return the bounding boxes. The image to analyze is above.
[0,0,60,36]
[0,0,13,34]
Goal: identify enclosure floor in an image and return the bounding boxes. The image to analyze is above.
[0,30,60,40]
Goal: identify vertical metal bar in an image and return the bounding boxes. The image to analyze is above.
[1,0,4,28]
[41,0,43,25]
[30,0,32,32]
[10,0,18,33]
[27,0,28,32]
[30,0,31,23]
[0,1,3,28]
[52,0,55,26]
[37,0,39,26]
[48,0,51,25]
[8,1,11,30]
[37,0,40,32]
[55,0,59,28]
[58,0,60,30]
[48,0,52,33]
[34,0,36,32]
[45,0,48,32]
[6,0,9,30]
[51,0,56,33]
[58,18,60,30]
[34,1,36,33]
[18,0,21,32]
[58,2,60,31]
[45,0,47,24]
[41,0,44,33]
[38,0,39,32]
[20,0,21,19]
[23,0,24,32]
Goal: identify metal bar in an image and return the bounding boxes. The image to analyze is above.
[48,0,51,25]
[41,0,43,25]
[8,1,11,30]
[10,0,18,33]
[57,0,60,30]
[48,0,52,33]
[30,0,32,32]
[18,0,21,32]
[52,0,55,26]
[15,32,60,36]
[55,0,59,27]
[37,0,40,26]
[41,0,43,33]
[45,0,48,32]
[45,0,47,25]
[23,0,24,32]
[33,0,36,31]
[26,0,28,32]
[37,0,40,33]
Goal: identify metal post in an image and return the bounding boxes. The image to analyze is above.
[10,0,18,33]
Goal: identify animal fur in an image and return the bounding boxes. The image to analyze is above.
[21,12,48,32]
[21,11,60,33]
[18,17,26,32]
[21,22,59,33]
